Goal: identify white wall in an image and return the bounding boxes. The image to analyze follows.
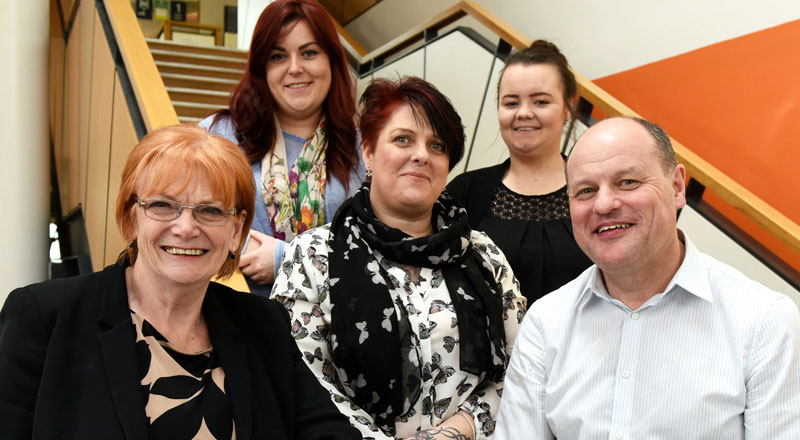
[0,0,50,306]
[238,0,273,50]
[346,0,800,78]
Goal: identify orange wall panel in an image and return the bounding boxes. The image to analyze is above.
[594,19,800,270]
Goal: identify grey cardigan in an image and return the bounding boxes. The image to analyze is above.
[199,115,365,295]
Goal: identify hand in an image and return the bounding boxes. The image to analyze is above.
[404,410,474,440]
[404,428,471,440]
[239,230,279,284]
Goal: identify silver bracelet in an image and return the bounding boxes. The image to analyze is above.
[456,411,476,439]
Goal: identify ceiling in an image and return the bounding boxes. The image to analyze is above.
[318,0,380,25]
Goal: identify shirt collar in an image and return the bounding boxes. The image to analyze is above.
[579,230,714,307]
[665,230,714,303]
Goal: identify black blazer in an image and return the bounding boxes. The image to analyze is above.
[0,262,359,440]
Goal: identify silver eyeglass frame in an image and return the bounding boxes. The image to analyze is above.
[135,197,236,226]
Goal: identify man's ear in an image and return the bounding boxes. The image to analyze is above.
[672,164,687,210]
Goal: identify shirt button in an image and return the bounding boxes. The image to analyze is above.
[616,432,624,439]
[631,312,639,320]
[622,370,630,378]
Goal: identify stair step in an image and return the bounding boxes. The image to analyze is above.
[178,115,204,124]
[168,85,228,105]
[161,73,238,92]
[155,61,244,80]
[151,49,246,70]
[172,100,222,119]
[146,38,248,60]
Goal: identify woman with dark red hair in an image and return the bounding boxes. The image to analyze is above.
[272,77,526,439]
[201,0,364,296]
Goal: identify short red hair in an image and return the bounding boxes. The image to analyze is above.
[116,124,255,278]
[359,77,465,170]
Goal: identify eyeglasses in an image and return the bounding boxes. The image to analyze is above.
[136,197,236,226]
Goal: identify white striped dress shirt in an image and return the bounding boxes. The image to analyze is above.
[495,233,800,439]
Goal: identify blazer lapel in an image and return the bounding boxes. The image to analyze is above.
[97,264,149,440]
[203,288,253,439]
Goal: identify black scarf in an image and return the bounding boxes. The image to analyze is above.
[328,185,507,435]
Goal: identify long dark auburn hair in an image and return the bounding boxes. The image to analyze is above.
[212,0,358,188]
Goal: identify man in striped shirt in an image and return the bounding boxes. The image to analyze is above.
[496,117,800,439]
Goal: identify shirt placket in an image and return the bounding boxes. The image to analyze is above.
[608,307,644,440]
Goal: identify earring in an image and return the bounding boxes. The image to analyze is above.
[230,246,237,260]
[365,168,373,178]
[128,241,135,248]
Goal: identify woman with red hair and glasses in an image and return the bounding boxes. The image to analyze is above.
[201,0,364,296]
[0,124,359,439]
[273,77,526,439]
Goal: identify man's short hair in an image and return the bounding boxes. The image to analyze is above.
[625,117,677,173]
[566,116,679,186]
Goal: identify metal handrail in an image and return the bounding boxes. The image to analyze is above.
[338,0,800,263]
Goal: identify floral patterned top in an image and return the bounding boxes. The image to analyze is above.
[131,312,234,439]
[271,226,526,439]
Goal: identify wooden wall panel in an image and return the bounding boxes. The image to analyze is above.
[342,0,377,23]
[49,0,66,165]
[319,0,377,25]
[86,13,116,272]
[104,73,138,266]
[60,7,82,216]
[59,0,79,27]
[77,0,97,209]
[104,0,178,131]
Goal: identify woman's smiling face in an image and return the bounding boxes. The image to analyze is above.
[498,63,570,159]
[131,170,245,289]
[364,104,450,223]
[266,20,332,127]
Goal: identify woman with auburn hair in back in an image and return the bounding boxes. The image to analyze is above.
[273,77,526,439]
[447,40,592,305]
[201,0,364,296]
[0,124,359,439]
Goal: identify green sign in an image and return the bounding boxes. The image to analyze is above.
[154,0,169,21]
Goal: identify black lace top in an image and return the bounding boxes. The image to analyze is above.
[481,183,591,303]
[489,184,571,222]
[447,159,593,304]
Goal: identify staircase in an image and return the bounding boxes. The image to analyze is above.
[146,39,247,123]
